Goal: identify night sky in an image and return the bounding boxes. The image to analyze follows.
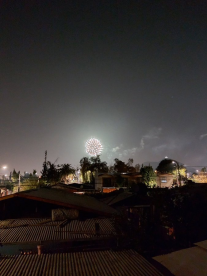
[1,1,207,174]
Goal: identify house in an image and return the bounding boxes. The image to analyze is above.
[0,187,172,275]
[0,187,121,255]
[95,171,174,191]
[95,172,142,192]
[156,173,174,188]
[0,187,118,219]
[0,187,165,276]
[100,190,154,232]
[0,187,11,197]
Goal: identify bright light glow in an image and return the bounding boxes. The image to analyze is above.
[2,166,7,169]
[85,138,103,156]
[74,192,85,195]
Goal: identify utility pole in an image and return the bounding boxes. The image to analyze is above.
[18,173,21,192]
[45,150,47,164]
[42,150,48,181]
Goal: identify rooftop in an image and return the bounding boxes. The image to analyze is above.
[153,240,207,276]
[0,218,116,244]
[0,188,118,217]
[0,250,163,276]
[100,192,133,206]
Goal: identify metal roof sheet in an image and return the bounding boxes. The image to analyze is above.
[0,218,116,243]
[0,250,163,276]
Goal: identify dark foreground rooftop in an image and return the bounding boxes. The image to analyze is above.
[0,188,118,217]
[153,240,207,276]
[0,249,163,276]
[0,218,116,244]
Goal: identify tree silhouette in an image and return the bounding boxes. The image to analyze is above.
[80,156,108,183]
[140,165,156,186]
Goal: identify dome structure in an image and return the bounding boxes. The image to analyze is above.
[156,158,178,173]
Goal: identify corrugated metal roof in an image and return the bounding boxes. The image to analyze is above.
[0,250,163,276]
[0,218,116,243]
[0,188,118,216]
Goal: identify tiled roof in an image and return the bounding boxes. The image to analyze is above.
[0,250,163,276]
[0,218,116,243]
[0,188,118,216]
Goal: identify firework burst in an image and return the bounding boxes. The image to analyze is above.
[85,138,103,156]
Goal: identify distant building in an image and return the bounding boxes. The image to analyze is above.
[191,171,207,183]
[156,173,174,188]
[95,171,142,192]
[95,171,174,191]
[0,188,11,197]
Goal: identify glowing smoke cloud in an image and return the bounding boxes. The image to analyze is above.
[85,138,103,156]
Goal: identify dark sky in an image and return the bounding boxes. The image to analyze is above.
[1,1,207,174]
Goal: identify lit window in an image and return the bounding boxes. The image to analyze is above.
[161,177,167,183]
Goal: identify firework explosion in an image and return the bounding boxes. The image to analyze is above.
[85,138,103,156]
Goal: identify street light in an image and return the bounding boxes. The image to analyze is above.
[0,166,7,185]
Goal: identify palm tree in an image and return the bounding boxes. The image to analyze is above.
[58,164,75,183]
[46,161,59,184]
[80,156,108,183]
[80,157,91,182]
[89,155,108,174]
